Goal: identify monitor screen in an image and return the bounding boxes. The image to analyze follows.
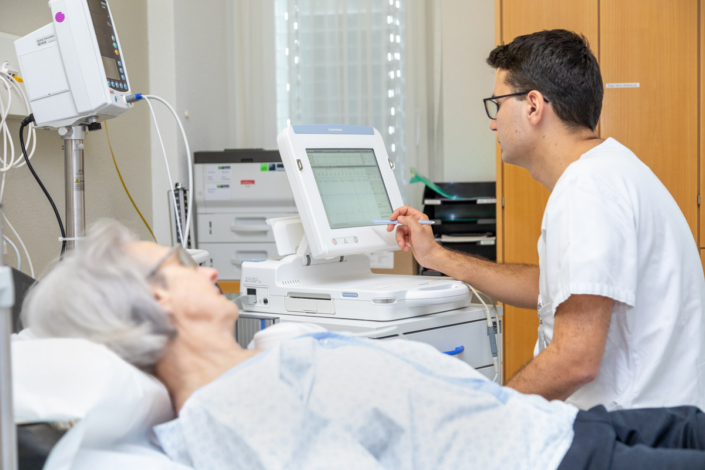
[307,148,394,229]
[101,56,120,80]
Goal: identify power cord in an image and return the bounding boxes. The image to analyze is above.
[0,66,36,275]
[126,93,194,247]
[19,114,66,258]
[104,121,156,242]
[466,283,501,383]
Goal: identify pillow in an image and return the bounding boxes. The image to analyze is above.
[12,335,191,470]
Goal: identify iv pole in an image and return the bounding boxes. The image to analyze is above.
[59,125,88,251]
[0,205,17,470]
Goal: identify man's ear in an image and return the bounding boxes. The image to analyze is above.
[526,90,547,126]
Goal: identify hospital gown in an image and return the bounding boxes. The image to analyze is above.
[155,332,578,470]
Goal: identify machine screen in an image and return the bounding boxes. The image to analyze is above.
[102,56,119,80]
[87,0,128,91]
[307,148,394,229]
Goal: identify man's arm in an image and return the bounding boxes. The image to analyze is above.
[389,206,539,309]
[506,294,613,400]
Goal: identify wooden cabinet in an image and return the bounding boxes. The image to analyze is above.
[601,0,698,240]
[496,0,700,382]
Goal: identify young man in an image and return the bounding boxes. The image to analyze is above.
[389,29,705,410]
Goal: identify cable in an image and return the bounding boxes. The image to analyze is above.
[142,97,184,246]
[3,235,20,271]
[3,213,33,278]
[104,122,157,242]
[466,283,501,382]
[142,95,193,247]
[0,69,37,276]
[0,172,34,277]
[19,114,66,258]
[0,72,37,171]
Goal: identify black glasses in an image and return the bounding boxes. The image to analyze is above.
[483,91,549,120]
[146,245,198,279]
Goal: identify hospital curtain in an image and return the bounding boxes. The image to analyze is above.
[274,0,409,202]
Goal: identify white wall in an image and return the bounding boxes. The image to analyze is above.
[0,0,152,276]
[146,0,497,233]
[439,0,496,182]
[147,0,232,246]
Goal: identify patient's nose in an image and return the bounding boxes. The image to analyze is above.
[199,266,219,283]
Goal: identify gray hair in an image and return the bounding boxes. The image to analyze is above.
[21,219,175,372]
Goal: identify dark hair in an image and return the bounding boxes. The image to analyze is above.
[487,29,603,131]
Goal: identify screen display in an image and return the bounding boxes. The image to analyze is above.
[88,0,128,90]
[102,56,119,80]
[307,149,394,229]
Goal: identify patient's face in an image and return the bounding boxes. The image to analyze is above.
[128,242,239,332]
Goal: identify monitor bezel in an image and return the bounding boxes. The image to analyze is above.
[278,126,404,259]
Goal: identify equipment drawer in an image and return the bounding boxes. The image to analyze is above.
[398,320,495,369]
[200,242,280,280]
[198,213,296,243]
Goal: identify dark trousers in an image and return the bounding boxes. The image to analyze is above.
[558,405,705,470]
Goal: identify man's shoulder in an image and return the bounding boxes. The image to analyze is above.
[554,138,659,200]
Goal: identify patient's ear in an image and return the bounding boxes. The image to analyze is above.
[151,283,173,313]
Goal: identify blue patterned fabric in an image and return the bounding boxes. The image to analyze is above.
[155,332,578,469]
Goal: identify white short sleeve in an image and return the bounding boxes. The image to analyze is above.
[542,176,637,313]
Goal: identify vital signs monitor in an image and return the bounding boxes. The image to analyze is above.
[14,0,133,128]
[240,125,471,321]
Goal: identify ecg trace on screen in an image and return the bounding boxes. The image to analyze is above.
[307,149,394,229]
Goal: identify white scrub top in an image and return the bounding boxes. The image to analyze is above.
[536,137,705,411]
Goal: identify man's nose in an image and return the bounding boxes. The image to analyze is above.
[489,119,497,131]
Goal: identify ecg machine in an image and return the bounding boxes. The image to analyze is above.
[240,125,471,321]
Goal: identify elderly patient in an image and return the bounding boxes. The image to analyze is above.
[21,220,705,470]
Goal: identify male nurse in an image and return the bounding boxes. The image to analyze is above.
[390,29,705,410]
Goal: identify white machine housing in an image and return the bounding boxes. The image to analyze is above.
[241,125,470,321]
[14,0,133,128]
[277,124,403,259]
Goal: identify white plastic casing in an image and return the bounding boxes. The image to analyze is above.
[277,125,403,260]
[14,0,132,128]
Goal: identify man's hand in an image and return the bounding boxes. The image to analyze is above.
[506,294,613,401]
[387,205,540,308]
[388,206,443,269]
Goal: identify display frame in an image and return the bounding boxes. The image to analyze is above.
[277,125,404,259]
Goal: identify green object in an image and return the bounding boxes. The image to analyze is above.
[409,168,468,200]
[260,163,268,171]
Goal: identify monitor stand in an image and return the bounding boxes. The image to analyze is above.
[239,220,470,321]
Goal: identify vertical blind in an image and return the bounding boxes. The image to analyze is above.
[275,0,408,201]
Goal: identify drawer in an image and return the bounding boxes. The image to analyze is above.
[398,320,495,369]
[197,213,296,243]
[199,242,280,280]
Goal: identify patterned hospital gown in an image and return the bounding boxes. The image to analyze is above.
[155,332,578,469]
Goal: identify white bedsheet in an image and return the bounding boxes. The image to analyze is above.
[155,332,578,470]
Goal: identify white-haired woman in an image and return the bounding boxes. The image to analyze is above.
[22,220,705,470]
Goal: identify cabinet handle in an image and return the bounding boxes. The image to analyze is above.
[443,345,465,356]
[230,225,271,233]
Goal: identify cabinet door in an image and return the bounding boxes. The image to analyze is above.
[601,0,698,243]
[498,0,599,381]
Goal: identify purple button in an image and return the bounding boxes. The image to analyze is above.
[55,12,65,23]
